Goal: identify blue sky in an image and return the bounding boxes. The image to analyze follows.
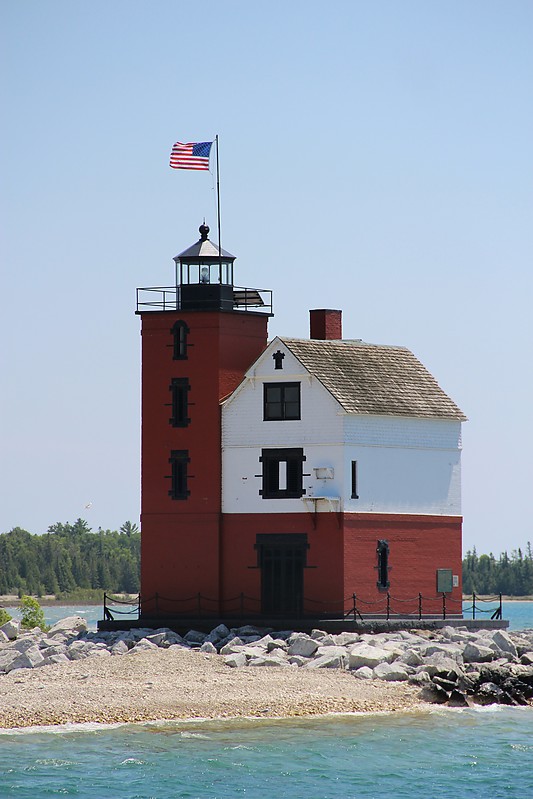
[1,1,532,555]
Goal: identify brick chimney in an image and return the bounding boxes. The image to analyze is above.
[309,309,342,341]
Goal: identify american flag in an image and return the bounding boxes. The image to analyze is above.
[169,141,213,170]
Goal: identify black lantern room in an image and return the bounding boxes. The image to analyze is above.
[173,223,236,311]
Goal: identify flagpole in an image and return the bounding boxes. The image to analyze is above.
[215,134,222,282]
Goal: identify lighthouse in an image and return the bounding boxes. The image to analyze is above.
[136,225,465,624]
[137,224,273,614]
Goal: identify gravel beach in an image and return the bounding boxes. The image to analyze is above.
[0,648,424,729]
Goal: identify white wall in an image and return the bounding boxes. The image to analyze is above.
[222,339,463,516]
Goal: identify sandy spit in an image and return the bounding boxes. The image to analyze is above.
[0,649,426,729]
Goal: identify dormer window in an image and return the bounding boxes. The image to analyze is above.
[264,383,300,421]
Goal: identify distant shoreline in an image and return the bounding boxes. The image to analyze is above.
[1,594,532,609]
[0,595,130,608]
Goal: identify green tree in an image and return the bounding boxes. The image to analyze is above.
[19,595,48,630]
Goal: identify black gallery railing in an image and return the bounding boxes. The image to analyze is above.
[102,592,503,623]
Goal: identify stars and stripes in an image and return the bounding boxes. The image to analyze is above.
[169,141,213,170]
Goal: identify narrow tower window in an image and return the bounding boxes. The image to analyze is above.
[351,460,359,499]
[168,450,190,499]
[169,378,190,427]
[376,540,390,589]
[171,320,189,360]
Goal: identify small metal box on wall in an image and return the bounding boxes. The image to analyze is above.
[436,568,453,593]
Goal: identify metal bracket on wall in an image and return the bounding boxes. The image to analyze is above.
[302,496,342,529]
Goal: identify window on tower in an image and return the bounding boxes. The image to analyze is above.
[171,320,189,360]
[169,378,190,427]
[263,383,301,421]
[168,450,190,499]
[259,448,306,499]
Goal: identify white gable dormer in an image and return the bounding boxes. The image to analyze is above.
[222,336,463,517]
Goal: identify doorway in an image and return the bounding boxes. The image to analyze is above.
[256,534,308,615]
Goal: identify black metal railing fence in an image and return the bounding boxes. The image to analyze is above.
[103,591,503,623]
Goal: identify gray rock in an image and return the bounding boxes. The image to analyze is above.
[6,646,44,671]
[67,641,101,660]
[242,645,269,659]
[398,648,424,667]
[233,625,269,637]
[305,653,346,670]
[287,635,319,658]
[315,645,349,659]
[409,670,433,686]
[248,655,290,667]
[491,630,518,658]
[199,641,217,654]
[267,639,288,653]
[37,653,70,667]
[0,650,18,672]
[12,637,42,654]
[224,653,247,668]
[184,630,206,644]
[0,620,20,640]
[373,662,409,681]
[348,643,394,670]
[145,632,168,646]
[419,643,463,663]
[334,632,361,647]
[110,640,129,656]
[205,624,231,644]
[463,642,495,663]
[254,634,275,648]
[419,655,464,679]
[129,639,159,653]
[220,637,244,655]
[353,666,374,679]
[288,655,310,667]
[40,644,68,658]
[48,616,88,637]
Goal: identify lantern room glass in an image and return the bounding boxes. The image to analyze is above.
[178,260,234,286]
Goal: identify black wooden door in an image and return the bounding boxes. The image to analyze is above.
[256,534,308,615]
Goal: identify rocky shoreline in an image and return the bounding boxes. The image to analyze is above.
[1,616,532,728]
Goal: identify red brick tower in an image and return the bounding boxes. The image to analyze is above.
[137,224,272,615]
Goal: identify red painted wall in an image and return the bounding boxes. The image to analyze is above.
[220,513,345,615]
[139,309,268,604]
[343,513,463,615]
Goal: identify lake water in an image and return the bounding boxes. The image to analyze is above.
[3,599,533,631]
[1,603,532,797]
[1,708,532,798]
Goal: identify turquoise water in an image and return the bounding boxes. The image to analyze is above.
[3,600,532,631]
[1,709,532,798]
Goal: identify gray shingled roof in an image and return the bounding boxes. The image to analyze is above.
[280,337,467,421]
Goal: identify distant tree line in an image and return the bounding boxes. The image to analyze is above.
[462,544,533,596]
[0,519,140,597]
[1,521,532,598]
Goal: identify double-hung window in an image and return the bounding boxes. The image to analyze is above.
[263,383,301,421]
[260,448,306,499]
